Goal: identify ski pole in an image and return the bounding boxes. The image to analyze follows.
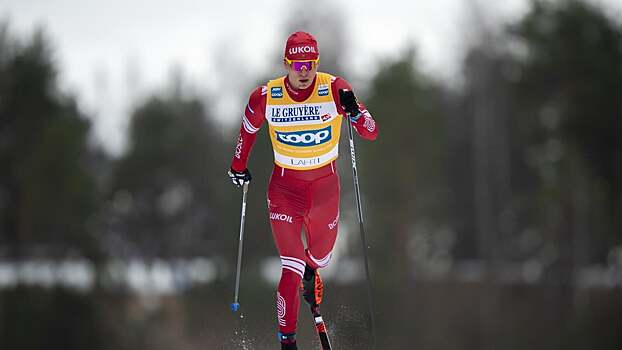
[231,182,249,312]
[346,112,377,349]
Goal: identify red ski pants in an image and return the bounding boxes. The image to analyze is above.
[267,162,340,334]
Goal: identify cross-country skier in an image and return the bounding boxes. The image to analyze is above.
[228,31,378,350]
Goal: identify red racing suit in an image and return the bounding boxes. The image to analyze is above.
[230,72,378,335]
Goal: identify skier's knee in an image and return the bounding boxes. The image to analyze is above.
[280,255,305,278]
[307,251,332,269]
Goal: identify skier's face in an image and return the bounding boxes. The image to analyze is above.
[284,59,318,89]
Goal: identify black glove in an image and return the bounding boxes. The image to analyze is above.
[228,168,252,188]
[339,89,362,121]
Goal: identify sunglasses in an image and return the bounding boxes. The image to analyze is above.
[285,58,319,72]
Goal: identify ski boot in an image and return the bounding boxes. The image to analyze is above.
[279,332,297,350]
[302,266,332,349]
[302,265,323,307]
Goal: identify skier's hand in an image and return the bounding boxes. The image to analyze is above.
[228,168,252,188]
[339,89,362,122]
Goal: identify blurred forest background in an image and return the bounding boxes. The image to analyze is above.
[1,0,622,349]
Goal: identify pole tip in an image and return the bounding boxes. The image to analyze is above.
[231,302,240,312]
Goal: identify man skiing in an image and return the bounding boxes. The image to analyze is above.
[228,31,378,349]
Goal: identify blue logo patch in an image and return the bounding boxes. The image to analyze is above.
[318,84,329,96]
[275,126,332,147]
[271,87,283,98]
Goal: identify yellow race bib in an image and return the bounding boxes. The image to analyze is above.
[266,73,343,170]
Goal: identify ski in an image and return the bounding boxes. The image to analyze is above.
[310,305,332,350]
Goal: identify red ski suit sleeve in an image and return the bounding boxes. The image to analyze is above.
[230,76,378,172]
[331,77,378,141]
[231,86,267,172]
